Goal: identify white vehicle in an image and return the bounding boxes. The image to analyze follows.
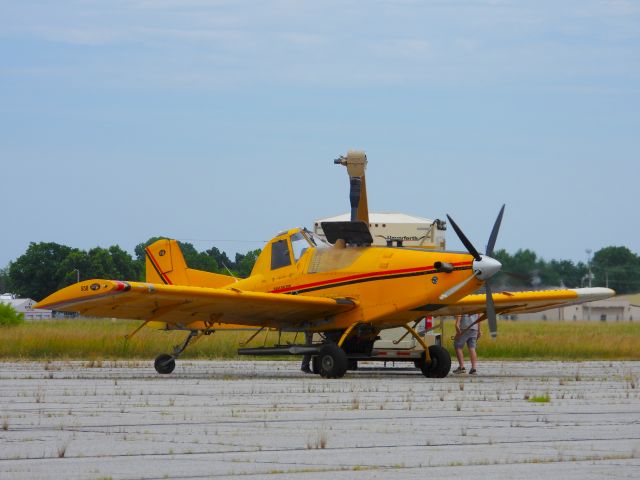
[311,314,443,371]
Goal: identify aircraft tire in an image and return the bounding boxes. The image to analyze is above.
[311,356,321,374]
[154,354,176,374]
[420,345,451,378]
[347,359,358,371]
[318,344,348,378]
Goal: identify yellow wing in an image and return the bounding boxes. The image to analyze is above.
[429,287,615,316]
[35,279,356,329]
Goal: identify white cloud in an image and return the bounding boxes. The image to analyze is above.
[0,0,638,90]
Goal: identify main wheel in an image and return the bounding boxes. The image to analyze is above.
[154,353,176,374]
[318,344,348,378]
[420,345,451,378]
[347,359,358,371]
[311,356,321,374]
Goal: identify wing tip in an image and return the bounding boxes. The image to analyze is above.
[571,287,616,301]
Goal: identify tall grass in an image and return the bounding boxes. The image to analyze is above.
[441,320,640,360]
[0,318,299,360]
[0,318,639,360]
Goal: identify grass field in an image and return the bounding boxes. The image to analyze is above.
[0,318,639,360]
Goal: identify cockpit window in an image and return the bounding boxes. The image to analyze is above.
[303,229,330,249]
[291,232,310,262]
[271,239,291,270]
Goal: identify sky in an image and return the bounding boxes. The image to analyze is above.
[1,0,639,268]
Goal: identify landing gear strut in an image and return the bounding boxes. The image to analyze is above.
[154,329,212,375]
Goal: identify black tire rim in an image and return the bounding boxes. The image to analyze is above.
[321,355,334,372]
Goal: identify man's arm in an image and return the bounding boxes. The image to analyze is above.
[455,315,461,334]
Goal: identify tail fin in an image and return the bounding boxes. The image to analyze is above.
[145,239,237,288]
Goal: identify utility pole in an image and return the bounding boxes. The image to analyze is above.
[74,268,80,284]
[586,249,592,321]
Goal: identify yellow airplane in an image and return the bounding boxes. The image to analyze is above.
[35,151,614,378]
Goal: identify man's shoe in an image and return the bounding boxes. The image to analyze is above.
[468,368,477,375]
[452,366,466,374]
[301,366,312,374]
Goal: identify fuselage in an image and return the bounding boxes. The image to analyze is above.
[233,228,482,330]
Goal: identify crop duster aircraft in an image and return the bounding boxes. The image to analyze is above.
[36,152,614,378]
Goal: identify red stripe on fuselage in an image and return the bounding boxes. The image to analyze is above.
[269,261,472,294]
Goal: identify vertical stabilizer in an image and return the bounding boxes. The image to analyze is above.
[145,239,189,285]
[145,238,238,288]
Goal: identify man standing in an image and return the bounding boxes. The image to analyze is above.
[453,313,481,375]
[301,331,314,373]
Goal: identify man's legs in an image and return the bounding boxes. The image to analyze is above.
[301,331,313,373]
[469,347,478,370]
[453,341,466,373]
[468,336,478,373]
[455,347,465,368]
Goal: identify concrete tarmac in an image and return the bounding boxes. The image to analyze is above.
[1,360,639,479]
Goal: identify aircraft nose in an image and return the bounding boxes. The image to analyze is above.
[473,255,502,280]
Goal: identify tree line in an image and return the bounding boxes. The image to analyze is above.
[1,240,638,301]
[0,238,260,301]
[492,246,640,294]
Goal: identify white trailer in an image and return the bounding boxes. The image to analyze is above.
[313,212,446,249]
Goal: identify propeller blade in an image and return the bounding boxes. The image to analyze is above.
[446,214,482,261]
[439,273,476,301]
[485,281,497,338]
[486,204,505,257]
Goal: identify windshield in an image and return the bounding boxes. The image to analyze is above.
[303,229,330,249]
[291,232,311,262]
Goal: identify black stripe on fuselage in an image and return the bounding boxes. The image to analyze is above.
[286,265,473,295]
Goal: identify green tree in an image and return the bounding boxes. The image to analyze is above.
[545,259,586,288]
[8,242,75,300]
[493,249,534,288]
[234,249,262,277]
[0,267,12,293]
[178,242,219,273]
[205,246,233,271]
[592,246,640,294]
[0,303,25,326]
[107,245,139,280]
[134,237,167,263]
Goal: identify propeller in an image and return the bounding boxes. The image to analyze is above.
[441,204,505,338]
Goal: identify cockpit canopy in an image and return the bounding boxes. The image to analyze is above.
[270,228,329,271]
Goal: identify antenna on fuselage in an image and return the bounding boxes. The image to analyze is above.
[222,263,239,283]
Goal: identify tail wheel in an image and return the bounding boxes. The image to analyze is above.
[420,345,451,378]
[319,344,348,378]
[154,353,176,374]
